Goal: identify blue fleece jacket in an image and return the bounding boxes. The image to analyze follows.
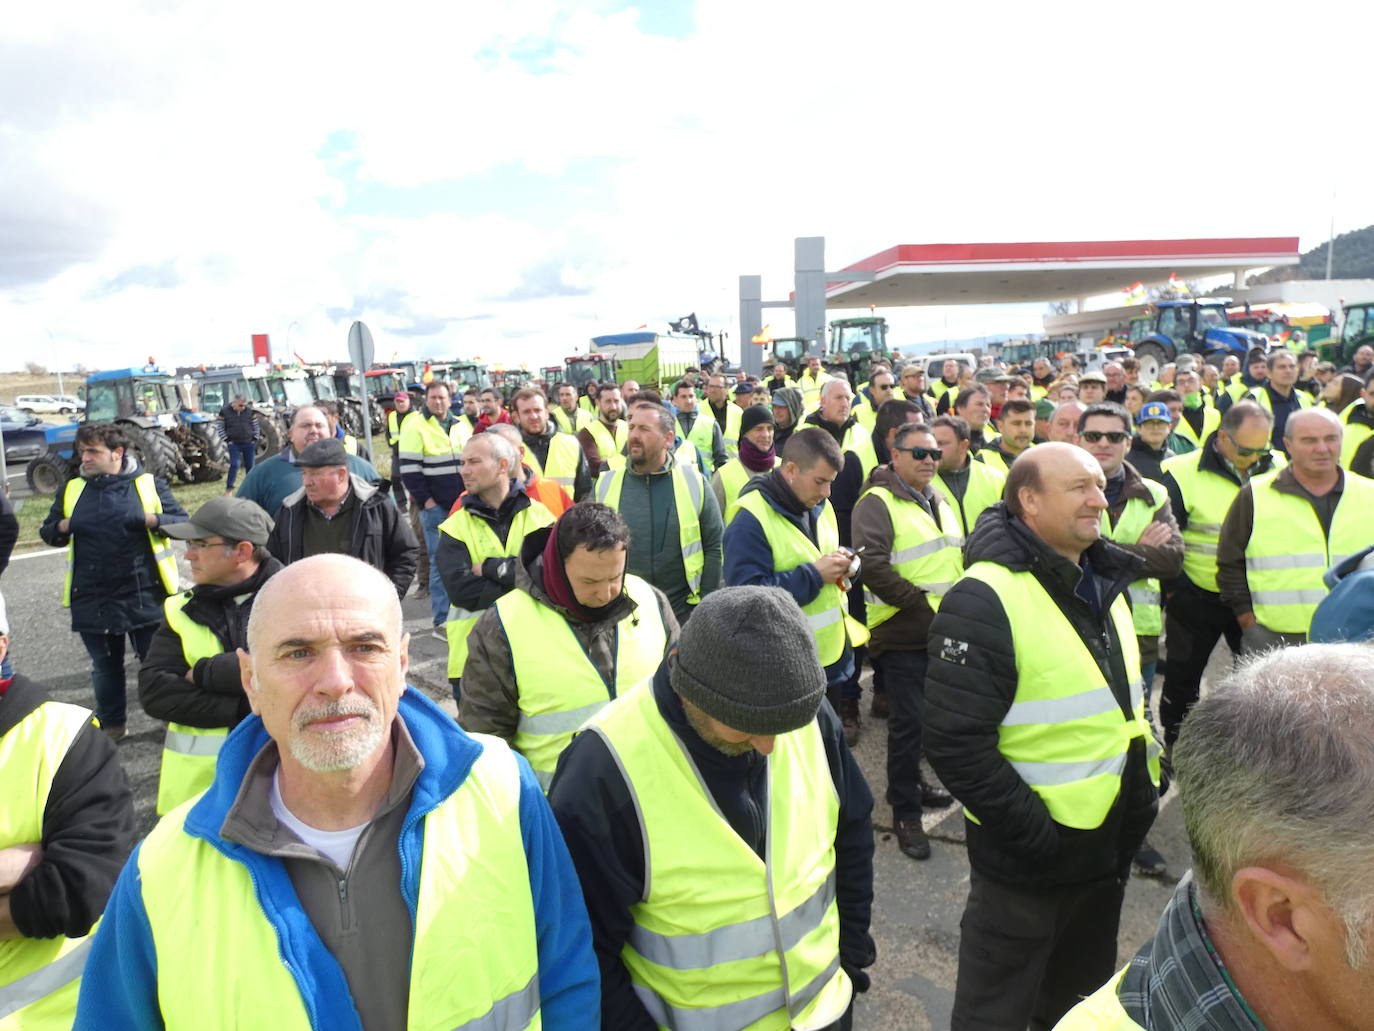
[75,688,599,1031]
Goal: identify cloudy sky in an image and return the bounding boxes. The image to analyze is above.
[5,0,1371,374]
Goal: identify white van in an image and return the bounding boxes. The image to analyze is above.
[919,352,978,380]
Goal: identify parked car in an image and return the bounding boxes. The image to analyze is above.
[52,394,86,411]
[1,405,48,463]
[15,394,81,415]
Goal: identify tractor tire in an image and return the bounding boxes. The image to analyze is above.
[1132,342,1172,387]
[339,401,363,438]
[25,453,73,496]
[125,425,182,483]
[190,425,230,482]
[256,416,285,460]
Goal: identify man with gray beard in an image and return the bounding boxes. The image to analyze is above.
[76,554,598,1031]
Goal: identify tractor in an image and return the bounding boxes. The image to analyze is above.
[1129,299,1269,383]
[825,316,893,388]
[765,337,809,379]
[178,364,287,460]
[1318,300,1374,366]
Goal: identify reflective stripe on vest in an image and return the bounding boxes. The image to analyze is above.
[524,432,582,489]
[0,700,98,1026]
[678,414,718,474]
[712,404,743,457]
[396,410,466,480]
[1162,449,1244,593]
[585,419,628,469]
[138,733,542,1031]
[716,458,778,525]
[1245,469,1374,634]
[858,486,963,628]
[501,574,666,789]
[1099,478,1170,637]
[440,503,557,678]
[958,562,1159,830]
[734,491,846,665]
[62,473,178,607]
[597,463,706,604]
[156,591,231,815]
[587,685,851,1031]
[935,459,1006,537]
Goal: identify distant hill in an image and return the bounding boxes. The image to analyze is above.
[1250,225,1374,284]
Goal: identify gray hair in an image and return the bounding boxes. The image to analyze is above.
[820,378,852,400]
[290,404,327,428]
[469,428,519,470]
[1219,399,1271,434]
[1175,643,1374,966]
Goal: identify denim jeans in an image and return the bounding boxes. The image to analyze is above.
[80,625,157,728]
[0,651,12,680]
[419,504,450,626]
[226,441,256,490]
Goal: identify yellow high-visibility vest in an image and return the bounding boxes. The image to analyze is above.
[396,410,467,487]
[584,419,628,470]
[597,463,707,606]
[935,460,1006,537]
[156,592,230,816]
[1099,480,1170,638]
[62,474,177,607]
[858,486,963,626]
[523,432,583,491]
[676,413,719,475]
[716,457,779,524]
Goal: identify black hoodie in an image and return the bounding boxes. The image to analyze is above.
[924,502,1160,888]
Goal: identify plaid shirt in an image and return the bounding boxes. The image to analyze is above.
[1117,874,1265,1030]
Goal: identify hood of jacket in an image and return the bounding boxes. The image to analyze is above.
[774,387,804,428]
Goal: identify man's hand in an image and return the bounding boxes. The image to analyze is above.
[1238,612,1257,631]
[0,844,44,892]
[424,499,438,510]
[1137,521,1173,548]
[144,511,159,529]
[814,551,853,583]
[58,518,71,534]
[184,668,197,683]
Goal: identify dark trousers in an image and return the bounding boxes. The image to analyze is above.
[389,445,408,512]
[1160,583,1241,747]
[80,625,157,728]
[839,583,865,702]
[952,869,1125,1031]
[877,649,927,819]
[225,441,256,490]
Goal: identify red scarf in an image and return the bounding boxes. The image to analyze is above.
[541,522,617,623]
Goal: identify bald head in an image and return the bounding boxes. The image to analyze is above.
[1005,442,1107,561]
[1284,406,1341,441]
[246,555,403,660]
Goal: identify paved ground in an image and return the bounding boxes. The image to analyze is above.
[3,543,1217,1030]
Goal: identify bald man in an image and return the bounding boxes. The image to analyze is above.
[1217,407,1374,651]
[78,554,598,1030]
[925,443,1161,1030]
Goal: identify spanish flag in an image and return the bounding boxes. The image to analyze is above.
[752,325,773,345]
[422,362,433,384]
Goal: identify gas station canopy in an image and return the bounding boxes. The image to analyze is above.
[824,238,1300,308]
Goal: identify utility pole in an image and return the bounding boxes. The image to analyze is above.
[1326,189,1336,281]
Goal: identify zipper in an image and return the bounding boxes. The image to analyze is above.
[338,877,351,931]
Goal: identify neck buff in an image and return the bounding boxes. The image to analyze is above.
[738,436,776,473]
[541,520,619,623]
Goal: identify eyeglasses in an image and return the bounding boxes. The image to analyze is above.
[1232,444,1270,457]
[184,538,233,552]
[1080,431,1130,444]
[895,446,942,460]
[872,383,894,391]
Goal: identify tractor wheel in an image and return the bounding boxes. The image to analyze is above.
[190,425,230,482]
[125,425,181,482]
[1132,342,1172,387]
[339,401,363,438]
[25,453,73,496]
[256,416,284,460]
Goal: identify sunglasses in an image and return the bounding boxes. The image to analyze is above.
[872,383,894,391]
[1080,430,1130,444]
[1232,444,1270,457]
[896,446,942,460]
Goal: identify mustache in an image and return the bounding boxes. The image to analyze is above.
[293,696,378,732]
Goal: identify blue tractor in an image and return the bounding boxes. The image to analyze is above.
[24,368,229,495]
[1130,299,1269,383]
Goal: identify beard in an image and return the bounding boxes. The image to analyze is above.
[682,701,755,756]
[287,696,385,772]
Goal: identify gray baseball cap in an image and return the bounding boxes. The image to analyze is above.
[296,438,349,468]
[160,496,274,546]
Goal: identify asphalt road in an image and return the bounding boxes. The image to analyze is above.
[3,546,1204,1030]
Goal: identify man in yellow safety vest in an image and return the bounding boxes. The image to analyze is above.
[671,379,729,475]
[460,502,678,790]
[550,383,592,436]
[576,382,629,474]
[139,496,283,815]
[75,554,598,1030]
[0,621,135,1029]
[548,585,876,1031]
[513,388,593,501]
[40,422,188,741]
[925,443,1162,1031]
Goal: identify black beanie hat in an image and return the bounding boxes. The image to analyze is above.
[739,404,775,439]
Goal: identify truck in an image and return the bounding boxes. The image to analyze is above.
[1226,302,1333,349]
[586,332,701,393]
[1128,299,1270,383]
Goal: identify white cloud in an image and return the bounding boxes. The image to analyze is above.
[4,0,1373,378]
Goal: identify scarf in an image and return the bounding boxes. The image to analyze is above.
[738,436,776,473]
[540,520,619,624]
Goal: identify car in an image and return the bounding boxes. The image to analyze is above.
[15,394,81,414]
[52,394,86,411]
[1,405,47,463]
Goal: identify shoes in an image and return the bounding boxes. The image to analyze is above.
[100,724,127,743]
[837,698,861,747]
[1133,840,1169,878]
[919,779,954,809]
[431,627,446,642]
[869,693,890,720]
[894,817,931,861]
[414,585,430,599]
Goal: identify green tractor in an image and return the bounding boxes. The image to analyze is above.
[81,368,228,483]
[826,316,892,387]
[1320,300,1374,366]
[765,337,810,379]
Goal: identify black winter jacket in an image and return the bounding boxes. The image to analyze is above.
[547,667,875,1031]
[217,403,259,444]
[0,675,136,938]
[435,483,540,619]
[924,503,1159,888]
[137,557,284,730]
[267,476,417,599]
[39,458,189,633]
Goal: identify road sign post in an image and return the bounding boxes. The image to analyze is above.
[347,321,375,461]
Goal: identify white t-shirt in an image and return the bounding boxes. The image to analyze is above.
[269,770,368,871]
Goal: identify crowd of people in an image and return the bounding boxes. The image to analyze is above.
[2,340,1373,1030]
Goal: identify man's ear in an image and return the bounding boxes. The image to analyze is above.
[237,648,261,715]
[1232,866,1320,973]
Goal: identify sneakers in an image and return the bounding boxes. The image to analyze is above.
[430,627,446,642]
[837,698,861,747]
[919,779,954,809]
[894,817,931,861]
[100,724,127,744]
[869,693,890,720]
[1133,840,1169,878]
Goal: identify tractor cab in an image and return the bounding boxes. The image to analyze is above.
[826,316,891,386]
[564,356,618,394]
[1131,300,1267,383]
